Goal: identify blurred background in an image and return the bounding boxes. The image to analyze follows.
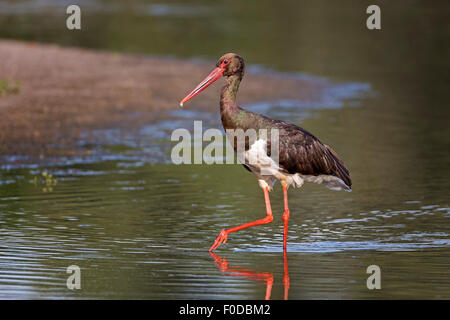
[0,0,449,299]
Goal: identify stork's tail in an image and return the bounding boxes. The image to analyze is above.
[324,145,352,191]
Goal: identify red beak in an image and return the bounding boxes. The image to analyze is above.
[179,66,224,107]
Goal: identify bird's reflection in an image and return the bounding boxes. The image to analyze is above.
[210,250,290,300]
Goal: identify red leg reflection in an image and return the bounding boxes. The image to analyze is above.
[210,252,274,300]
[283,248,290,300]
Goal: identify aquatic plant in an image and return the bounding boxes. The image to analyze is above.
[0,78,20,96]
[33,171,58,192]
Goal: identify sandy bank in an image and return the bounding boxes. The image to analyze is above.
[0,40,320,162]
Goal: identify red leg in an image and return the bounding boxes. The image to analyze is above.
[209,186,273,251]
[282,186,290,250]
[281,185,290,299]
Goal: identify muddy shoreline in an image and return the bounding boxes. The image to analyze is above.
[0,39,326,164]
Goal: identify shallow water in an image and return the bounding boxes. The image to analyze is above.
[0,0,449,299]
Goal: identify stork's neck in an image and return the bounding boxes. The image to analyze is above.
[220,74,242,113]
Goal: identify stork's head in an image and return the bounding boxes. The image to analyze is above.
[179,53,245,107]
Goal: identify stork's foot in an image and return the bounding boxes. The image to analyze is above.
[209,229,229,251]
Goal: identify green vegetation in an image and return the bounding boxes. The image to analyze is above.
[0,78,20,96]
[33,171,57,192]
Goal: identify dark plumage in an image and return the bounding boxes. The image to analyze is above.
[269,116,352,188]
[221,104,352,190]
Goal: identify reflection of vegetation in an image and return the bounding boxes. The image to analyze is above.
[33,171,57,192]
[0,79,20,96]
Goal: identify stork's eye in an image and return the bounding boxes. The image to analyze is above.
[222,59,230,66]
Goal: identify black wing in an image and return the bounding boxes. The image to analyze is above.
[273,121,352,188]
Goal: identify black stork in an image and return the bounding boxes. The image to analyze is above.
[180,53,352,251]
